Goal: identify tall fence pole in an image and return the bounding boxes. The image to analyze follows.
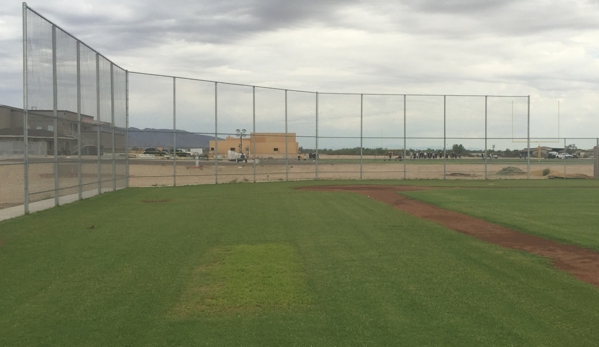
[443,95,446,180]
[527,96,531,179]
[360,94,363,180]
[77,42,82,199]
[125,71,130,188]
[253,86,256,183]
[173,77,177,187]
[595,138,598,179]
[214,82,218,184]
[403,95,407,179]
[564,138,567,178]
[111,64,116,191]
[315,92,319,180]
[22,3,29,213]
[96,53,101,194]
[484,96,488,180]
[52,26,59,206]
[285,90,289,181]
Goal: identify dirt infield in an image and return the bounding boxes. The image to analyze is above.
[126,160,595,187]
[303,185,599,288]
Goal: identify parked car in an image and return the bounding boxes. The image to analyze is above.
[143,147,163,156]
[169,149,191,157]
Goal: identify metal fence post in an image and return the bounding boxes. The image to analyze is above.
[253,86,256,183]
[96,53,101,194]
[285,90,289,181]
[52,26,59,206]
[484,96,488,180]
[125,71,130,188]
[111,64,116,191]
[173,77,177,187]
[564,138,567,179]
[315,92,319,180]
[403,95,407,179]
[22,3,30,213]
[358,94,363,180]
[443,95,448,179]
[214,82,218,184]
[77,42,82,199]
[595,138,598,179]
[527,95,531,179]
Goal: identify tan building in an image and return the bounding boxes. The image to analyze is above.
[210,132,299,157]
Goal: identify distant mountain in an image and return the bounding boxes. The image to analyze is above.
[128,128,220,149]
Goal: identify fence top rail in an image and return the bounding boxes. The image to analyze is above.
[128,71,529,98]
[24,3,126,72]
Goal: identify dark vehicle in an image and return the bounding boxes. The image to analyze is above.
[170,149,191,157]
[308,153,319,159]
[143,147,163,156]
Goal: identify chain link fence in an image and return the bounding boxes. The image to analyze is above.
[127,72,598,186]
[0,5,128,219]
[1,4,597,219]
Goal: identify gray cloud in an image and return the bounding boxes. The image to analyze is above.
[0,0,597,139]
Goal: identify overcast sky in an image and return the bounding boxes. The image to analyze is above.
[1,0,598,148]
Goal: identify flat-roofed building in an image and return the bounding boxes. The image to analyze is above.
[209,132,299,158]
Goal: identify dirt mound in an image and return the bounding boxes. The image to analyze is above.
[496,166,525,175]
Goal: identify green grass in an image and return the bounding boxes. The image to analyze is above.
[402,185,599,251]
[1,181,599,346]
[172,243,313,316]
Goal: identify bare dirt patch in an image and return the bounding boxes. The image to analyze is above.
[302,185,599,288]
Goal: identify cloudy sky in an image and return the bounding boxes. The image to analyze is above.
[1,0,598,149]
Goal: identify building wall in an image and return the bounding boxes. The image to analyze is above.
[210,133,299,156]
[0,106,126,156]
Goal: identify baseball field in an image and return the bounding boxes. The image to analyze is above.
[1,180,599,346]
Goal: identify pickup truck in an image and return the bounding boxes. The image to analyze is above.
[556,153,574,159]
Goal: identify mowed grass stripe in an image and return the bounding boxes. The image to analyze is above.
[0,181,598,346]
[401,186,599,251]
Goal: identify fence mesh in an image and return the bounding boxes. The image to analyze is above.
[0,6,129,217]
[1,5,598,219]
[126,77,597,186]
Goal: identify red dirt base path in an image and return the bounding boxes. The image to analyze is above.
[303,185,599,288]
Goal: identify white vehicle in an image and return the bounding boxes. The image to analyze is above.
[557,153,573,159]
[189,148,204,156]
[227,150,247,162]
[548,151,559,159]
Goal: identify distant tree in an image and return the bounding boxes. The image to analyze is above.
[566,144,577,154]
[451,144,466,155]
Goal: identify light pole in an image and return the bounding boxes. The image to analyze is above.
[236,128,247,155]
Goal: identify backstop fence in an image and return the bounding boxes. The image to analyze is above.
[1,4,598,219]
